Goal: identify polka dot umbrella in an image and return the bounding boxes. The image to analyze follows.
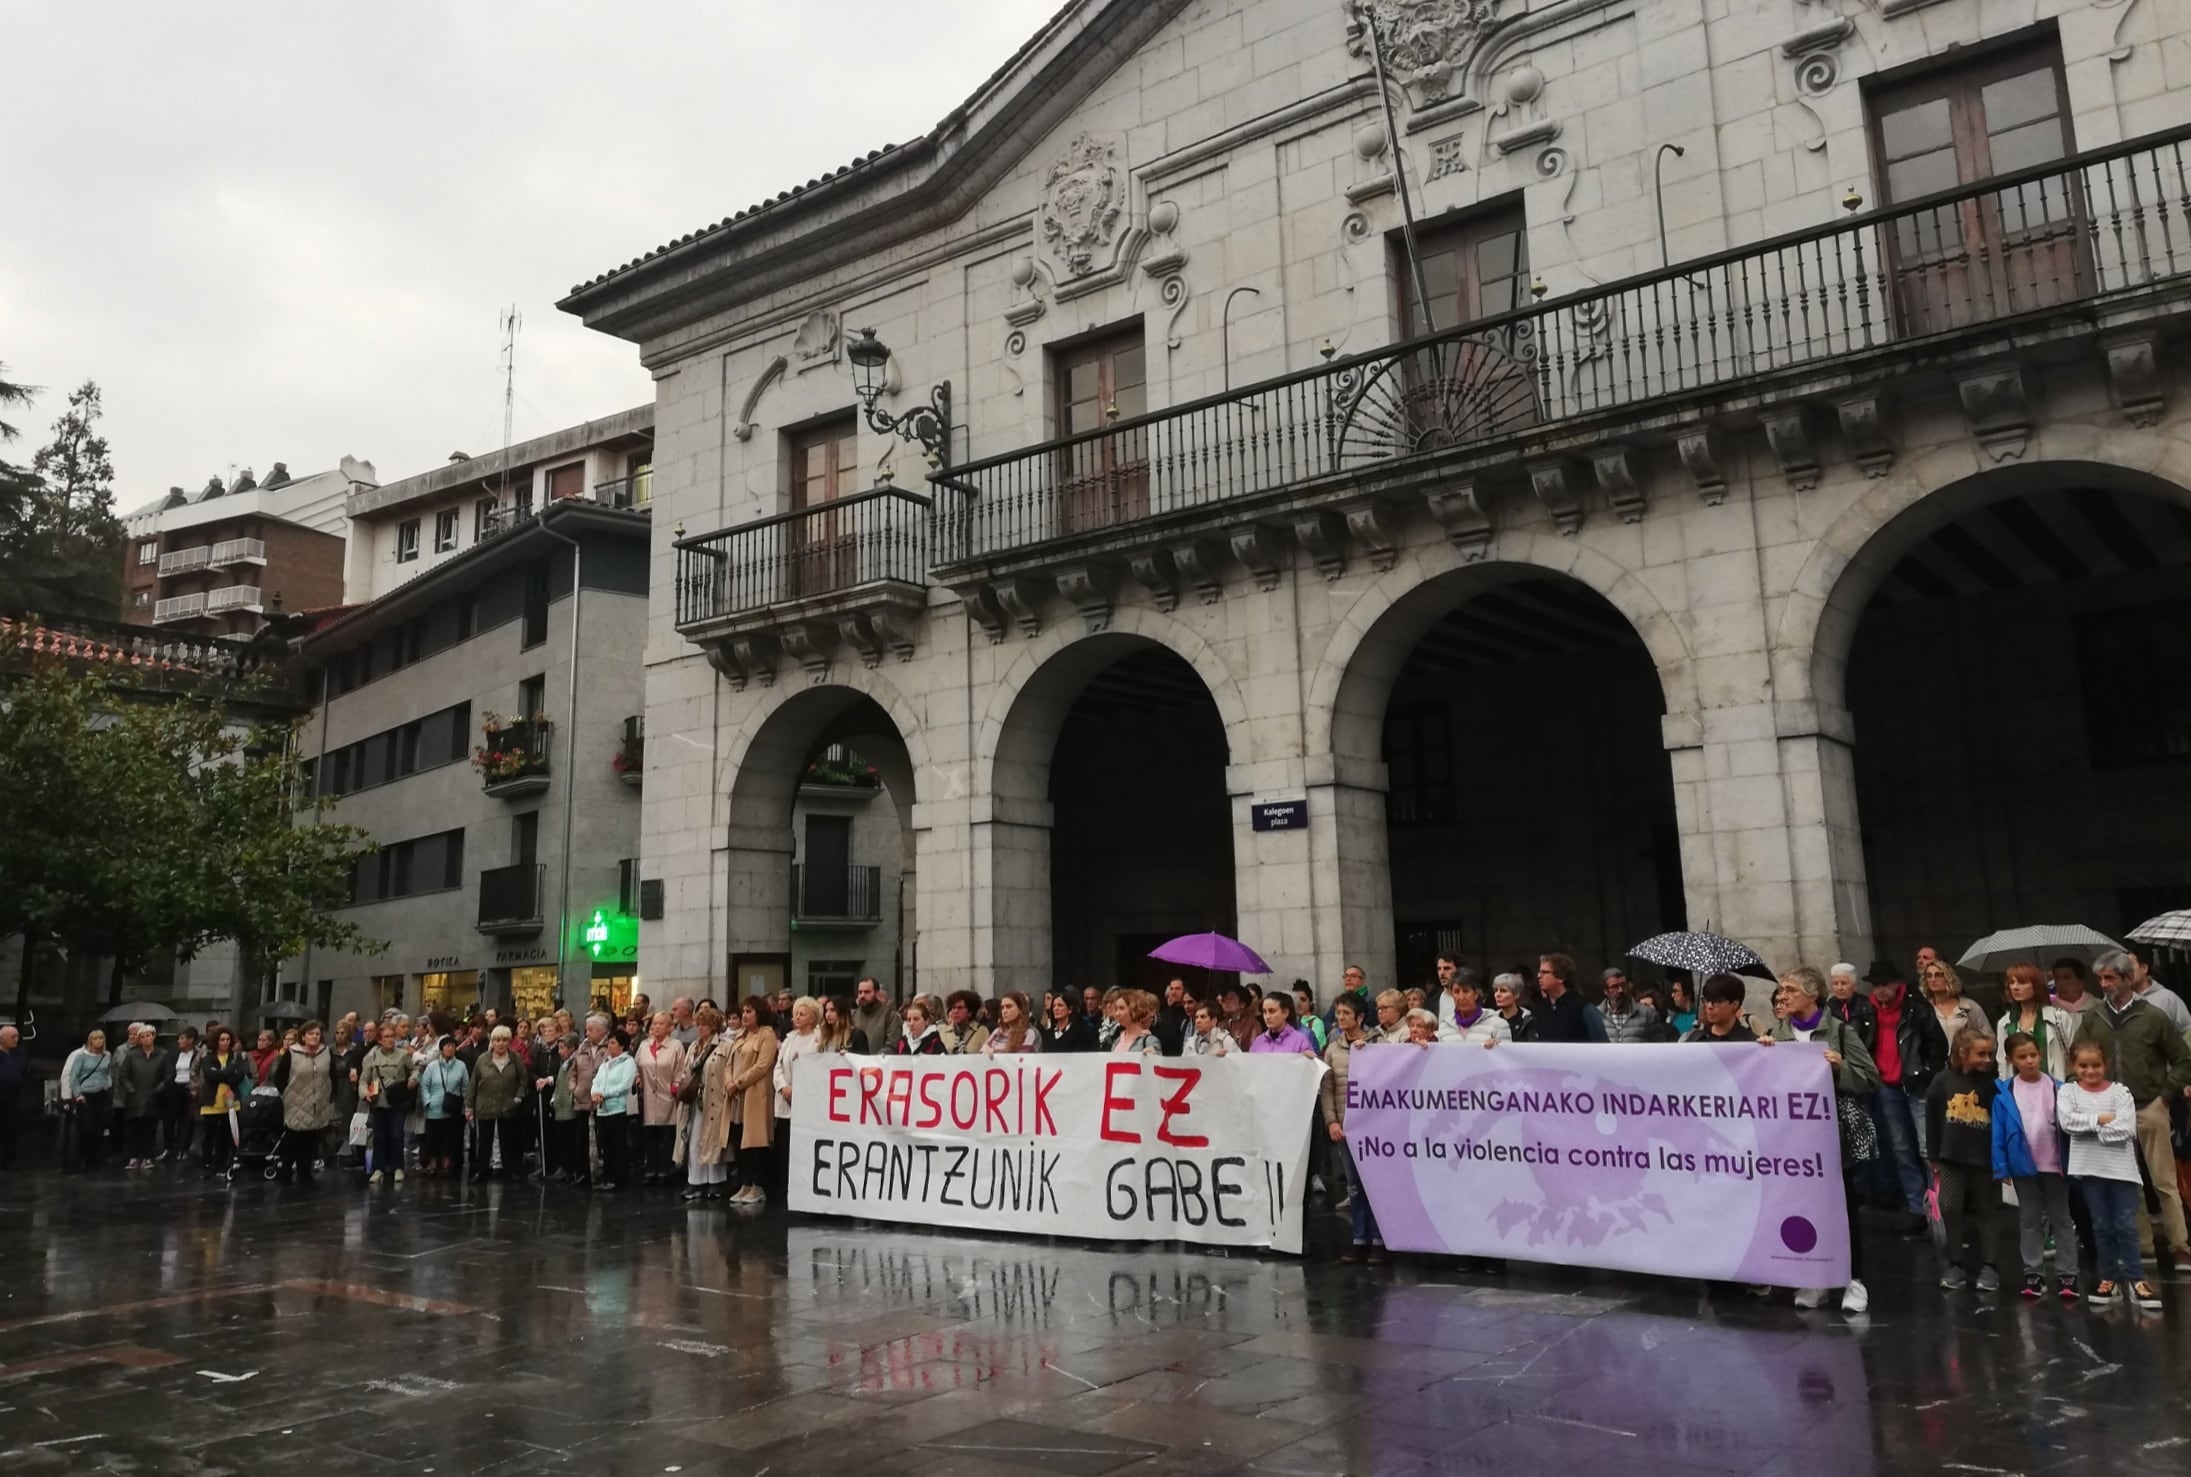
[1626,930,1776,980]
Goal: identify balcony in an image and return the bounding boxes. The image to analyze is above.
[478,719,553,798]
[477,863,545,934]
[925,124,2191,616]
[614,714,644,788]
[595,470,652,509]
[209,537,267,567]
[157,546,211,577]
[152,592,209,623]
[792,863,882,926]
[673,484,931,687]
[205,584,264,615]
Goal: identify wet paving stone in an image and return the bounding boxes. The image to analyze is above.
[4,1156,2189,1475]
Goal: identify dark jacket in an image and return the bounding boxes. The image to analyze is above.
[466,1050,528,1118]
[1825,994,1879,1054]
[1925,1067,1998,1169]
[1684,1014,1766,1044]
[0,1044,29,1095]
[1499,1007,1539,1044]
[2072,997,2191,1107]
[1872,986,1948,1094]
[1040,1019,1097,1053]
[1535,990,1605,1044]
[191,1049,247,1104]
[114,1045,169,1116]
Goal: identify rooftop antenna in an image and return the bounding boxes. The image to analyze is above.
[498,305,521,507]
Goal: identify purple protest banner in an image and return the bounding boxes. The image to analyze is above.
[1345,1041,1849,1288]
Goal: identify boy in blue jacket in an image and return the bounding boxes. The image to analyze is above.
[1992,1030,2081,1301]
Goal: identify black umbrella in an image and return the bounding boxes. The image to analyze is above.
[98,999,179,1027]
[259,999,310,1023]
[1627,930,1776,980]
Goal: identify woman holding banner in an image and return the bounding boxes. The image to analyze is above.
[1768,966,1881,1315]
[1491,975,1538,1042]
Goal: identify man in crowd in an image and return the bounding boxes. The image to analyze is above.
[1533,954,1603,1043]
[668,996,698,1047]
[2075,950,2191,1273]
[1596,966,1658,1043]
[1080,986,1105,1033]
[2129,949,2190,1037]
[1217,984,1258,1052]
[1155,979,1193,1056]
[852,978,899,1055]
[1866,963,1945,1232]
[0,1024,28,1169]
[2050,958,2096,1016]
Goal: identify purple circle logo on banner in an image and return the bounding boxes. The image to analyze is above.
[1779,1216,1819,1254]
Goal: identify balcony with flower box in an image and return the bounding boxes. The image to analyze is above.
[671,483,932,688]
[474,716,553,798]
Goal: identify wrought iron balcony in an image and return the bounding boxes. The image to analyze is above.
[479,719,553,798]
[477,862,545,934]
[932,123,2191,571]
[672,484,931,685]
[792,863,882,925]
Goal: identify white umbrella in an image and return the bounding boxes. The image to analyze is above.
[1957,924,2121,974]
[2128,911,2191,950]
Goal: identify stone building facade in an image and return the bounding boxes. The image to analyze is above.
[563,0,2191,1002]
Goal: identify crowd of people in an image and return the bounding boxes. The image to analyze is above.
[29,943,2191,1319]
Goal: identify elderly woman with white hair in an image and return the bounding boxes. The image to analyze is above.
[465,1025,528,1182]
[1823,962,1880,1053]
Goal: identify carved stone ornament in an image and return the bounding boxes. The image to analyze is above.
[1835,394,1896,478]
[705,633,780,691]
[1343,502,1401,572]
[1055,561,1119,632]
[1592,448,1646,524]
[780,622,834,678]
[1342,2,1501,113]
[1759,406,1821,491]
[1171,540,1226,604]
[1041,132,1127,279]
[1424,480,1493,561]
[1528,457,1585,535]
[1294,510,1350,581]
[993,577,1047,638]
[1228,524,1285,592]
[1128,549,1181,613]
[2102,334,2165,427]
[791,309,840,371]
[1675,425,1728,505]
[1957,368,2032,461]
[954,582,1010,644]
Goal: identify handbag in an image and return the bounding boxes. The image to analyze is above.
[442,1092,466,1119]
[347,1109,371,1148]
[1836,1092,1878,1164]
[677,1046,713,1105]
[381,1081,414,1113]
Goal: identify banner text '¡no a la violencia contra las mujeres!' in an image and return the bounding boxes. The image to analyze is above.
[788,1053,1327,1253]
[1344,1041,1850,1288]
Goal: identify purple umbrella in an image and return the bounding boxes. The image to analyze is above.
[1147,932,1272,975]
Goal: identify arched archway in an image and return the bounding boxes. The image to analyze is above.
[1805,462,2191,965]
[982,630,1237,995]
[1318,561,1684,992]
[722,681,922,1002]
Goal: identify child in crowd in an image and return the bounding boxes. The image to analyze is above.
[1928,1028,2006,1292]
[1990,1031,2079,1301]
[2058,1040,2159,1310]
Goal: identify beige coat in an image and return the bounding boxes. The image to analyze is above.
[634,1034,686,1127]
[725,1028,778,1152]
[684,1037,736,1167]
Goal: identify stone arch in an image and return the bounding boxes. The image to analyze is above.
[1307,530,1695,774]
[1774,430,2191,717]
[978,605,1252,805]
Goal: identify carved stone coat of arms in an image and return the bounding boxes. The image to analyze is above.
[1040,132,1125,278]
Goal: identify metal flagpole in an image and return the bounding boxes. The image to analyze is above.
[1362,8,1439,340]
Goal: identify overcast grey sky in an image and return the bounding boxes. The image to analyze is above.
[0,1,1034,507]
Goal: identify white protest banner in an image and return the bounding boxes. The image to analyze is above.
[1346,1041,1850,1288]
[789,1053,1326,1253]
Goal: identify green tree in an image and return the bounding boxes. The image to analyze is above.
[0,648,381,1019]
[0,371,125,618]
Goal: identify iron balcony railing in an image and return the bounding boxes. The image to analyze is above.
[674,485,930,628]
[933,123,2191,563]
[157,545,211,576]
[480,718,553,793]
[477,863,545,931]
[792,863,883,923]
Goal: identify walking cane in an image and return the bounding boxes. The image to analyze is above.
[534,1085,549,1180]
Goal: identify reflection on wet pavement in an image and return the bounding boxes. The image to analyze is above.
[2,1166,2187,1474]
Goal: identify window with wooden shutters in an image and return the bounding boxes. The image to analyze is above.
[1052,324,1148,534]
[786,416,860,597]
[547,462,585,502]
[1866,36,2080,332]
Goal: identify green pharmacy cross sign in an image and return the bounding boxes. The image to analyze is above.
[576,906,639,962]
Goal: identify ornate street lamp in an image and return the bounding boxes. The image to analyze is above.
[846,327,953,469]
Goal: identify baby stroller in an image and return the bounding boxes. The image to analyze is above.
[232,1086,287,1181]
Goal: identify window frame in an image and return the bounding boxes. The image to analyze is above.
[433,507,460,553]
[396,518,421,564]
[137,541,158,566]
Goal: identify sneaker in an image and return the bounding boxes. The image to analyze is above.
[2020,1273,2044,1300]
[2091,1279,2119,1304]
[2132,1281,2163,1311]
[393,1170,406,1184]
[1792,1287,1827,1310]
[1840,1279,1869,1315]
[1939,1266,1967,1291]
[1975,1266,2000,1293]
[2057,1275,2080,1303]
[368,1170,383,1184]
[1339,1246,1362,1264]
[1310,1175,1327,1197]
